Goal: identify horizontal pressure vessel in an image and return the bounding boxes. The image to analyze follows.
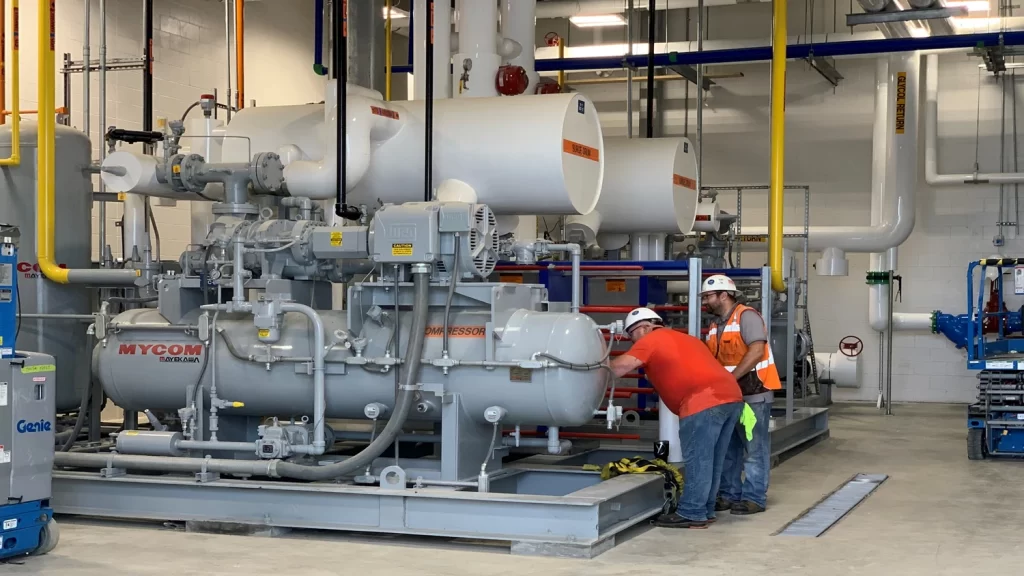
[95,306,609,427]
[219,90,604,215]
[565,137,698,240]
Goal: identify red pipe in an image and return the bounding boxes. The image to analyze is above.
[493,265,645,271]
[611,387,656,395]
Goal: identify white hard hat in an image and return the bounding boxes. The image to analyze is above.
[624,307,663,332]
[700,274,738,295]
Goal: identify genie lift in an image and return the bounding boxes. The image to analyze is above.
[0,225,59,561]
[933,258,1024,460]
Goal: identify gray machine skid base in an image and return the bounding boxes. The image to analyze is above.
[52,466,665,559]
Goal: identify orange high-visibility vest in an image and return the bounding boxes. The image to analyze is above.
[706,304,781,391]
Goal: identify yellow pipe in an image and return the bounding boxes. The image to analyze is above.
[0,0,6,127]
[768,0,787,293]
[37,0,65,283]
[385,0,392,100]
[0,0,19,166]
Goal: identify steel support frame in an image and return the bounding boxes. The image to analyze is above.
[52,467,665,558]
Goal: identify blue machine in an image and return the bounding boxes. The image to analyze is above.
[932,259,1024,460]
[0,226,58,560]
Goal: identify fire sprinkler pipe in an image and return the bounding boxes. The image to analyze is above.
[36,0,136,286]
[924,53,1024,185]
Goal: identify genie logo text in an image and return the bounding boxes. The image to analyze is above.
[16,419,52,433]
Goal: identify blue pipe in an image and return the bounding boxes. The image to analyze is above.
[934,310,1024,350]
[314,0,327,76]
[389,31,1024,75]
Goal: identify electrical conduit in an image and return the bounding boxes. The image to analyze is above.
[36,0,137,285]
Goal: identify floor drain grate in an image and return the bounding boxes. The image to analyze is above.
[775,473,888,537]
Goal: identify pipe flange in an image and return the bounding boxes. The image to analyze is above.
[250,152,286,195]
[212,202,259,216]
[177,153,210,194]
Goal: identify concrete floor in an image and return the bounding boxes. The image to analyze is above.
[8,403,1014,575]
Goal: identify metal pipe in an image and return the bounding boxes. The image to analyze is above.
[424,0,434,201]
[224,0,232,121]
[502,436,572,452]
[0,0,5,127]
[696,0,704,194]
[148,200,161,263]
[645,0,654,138]
[385,0,392,100]
[235,0,244,109]
[280,303,327,454]
[274,266,431,481]
[626,0,633,138]
[83,0,90,143]
[0,0,20,166]
[18,313,93,320]
[54,451,279,477]
[547,243,581,313]
[768,0,787,293]
[98,0,107,264]
[334,431,442,443]
[232,237,245,305]
[582,305,689,313]
[314,0,327,75]
[143,0,153,139]
[177,440,256,453]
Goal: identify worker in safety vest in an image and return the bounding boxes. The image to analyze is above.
[608,307,743,529]
[702,274,781,516]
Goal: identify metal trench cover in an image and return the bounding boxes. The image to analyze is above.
[775,473,888,537]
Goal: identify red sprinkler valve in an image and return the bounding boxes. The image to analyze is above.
[496,65,529,96]
[535,80,562,95]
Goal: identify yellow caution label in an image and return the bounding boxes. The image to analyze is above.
[258,329,270,338]
[172,164,181,174]
[895,72,907,134]
[605,279,627,293]
[124,431,139,436]
[391,243,414,257]
[737,235,767,243]
[330,231,343,247]
[20,364,55,374]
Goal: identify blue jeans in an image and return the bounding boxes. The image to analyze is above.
[677,401,743,521]
[719,400,772,508]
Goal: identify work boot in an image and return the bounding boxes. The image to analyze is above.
[730,500,766,515]
[654,514,709,529]
[715,497,737,512]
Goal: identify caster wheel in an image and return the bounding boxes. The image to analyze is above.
[31,518,59,556]
[968,429,986,461]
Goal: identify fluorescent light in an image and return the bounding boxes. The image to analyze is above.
[945,0,991,12]
[952,16,1001,29]
[382,7,409,19]
[569,14,627,28]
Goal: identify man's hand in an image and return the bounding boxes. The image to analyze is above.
[732,341,766,380]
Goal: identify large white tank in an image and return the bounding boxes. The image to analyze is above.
[95,306,609,427]
[0,122,93,411]
[565,137,699,246]
[220,91,605,215]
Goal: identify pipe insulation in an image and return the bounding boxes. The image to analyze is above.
[535,0,767,17]
[740,53,918,253]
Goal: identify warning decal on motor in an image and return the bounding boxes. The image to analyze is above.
[391,243,414,257]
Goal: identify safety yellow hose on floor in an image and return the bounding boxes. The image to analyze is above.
[768,0,787,293]
[37,0,66,283]
[0,0,20,166]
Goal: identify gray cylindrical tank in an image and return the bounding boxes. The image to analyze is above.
[1,122,93,411]
[95,307,609,427]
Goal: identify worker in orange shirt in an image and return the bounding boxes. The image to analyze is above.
[702,274,781,516]
[609,307,744,529]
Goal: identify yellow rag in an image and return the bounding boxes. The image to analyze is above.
[740,403,758,441]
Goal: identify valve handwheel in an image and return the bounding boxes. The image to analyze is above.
[544,32,561,47]
[839,335,864,357]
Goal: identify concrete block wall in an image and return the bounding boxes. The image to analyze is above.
[8,0,322,261]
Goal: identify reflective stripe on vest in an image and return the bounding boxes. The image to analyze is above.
[706,304,781,391]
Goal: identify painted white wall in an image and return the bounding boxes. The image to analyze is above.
[557,4,1020,403]
[7,0,321,261]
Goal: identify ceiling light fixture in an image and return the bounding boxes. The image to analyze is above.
[569,14,627,28]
